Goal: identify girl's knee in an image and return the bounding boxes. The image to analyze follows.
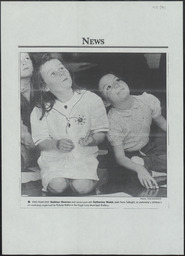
[47,178,68,194]
[71,179,97,195]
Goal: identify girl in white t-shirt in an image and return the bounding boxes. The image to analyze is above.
[31,54,109,194]
[99,73,167,190]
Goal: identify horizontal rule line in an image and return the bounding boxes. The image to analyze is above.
[18,46,169,49]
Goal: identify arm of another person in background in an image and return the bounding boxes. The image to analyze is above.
[113,144,159,189]
[153,115,167,132]
[21,120,35,149]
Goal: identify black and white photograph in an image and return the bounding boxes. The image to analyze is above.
[21,52,167,198]
[2,1,183,255]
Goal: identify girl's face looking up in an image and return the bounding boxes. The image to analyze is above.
[99,74,130,104]
[40,59,72,93]
[21,53,33,78]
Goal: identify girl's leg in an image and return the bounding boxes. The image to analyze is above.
[47,177,69,194]
[144,154,167,172]
[70,179,98,195]
[141,140,167,172]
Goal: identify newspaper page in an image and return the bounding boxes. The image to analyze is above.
[2,1,183,254]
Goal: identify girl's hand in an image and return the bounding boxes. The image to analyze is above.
[21,130,35,149]
[79,130,96,147]
[57,138,74,153]
[21,122,35,149]
[137,166,159,189]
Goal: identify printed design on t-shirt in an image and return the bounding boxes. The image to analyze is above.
[52,90,88,132]
[75,115,86,125]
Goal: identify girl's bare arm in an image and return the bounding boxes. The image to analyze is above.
[153,115,167,132]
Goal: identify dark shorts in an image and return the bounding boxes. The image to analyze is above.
[107,136,167,182]
[125,138,167,173]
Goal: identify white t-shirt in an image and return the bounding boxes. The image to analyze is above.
[107,93,161,152]
[31,90,109,189]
